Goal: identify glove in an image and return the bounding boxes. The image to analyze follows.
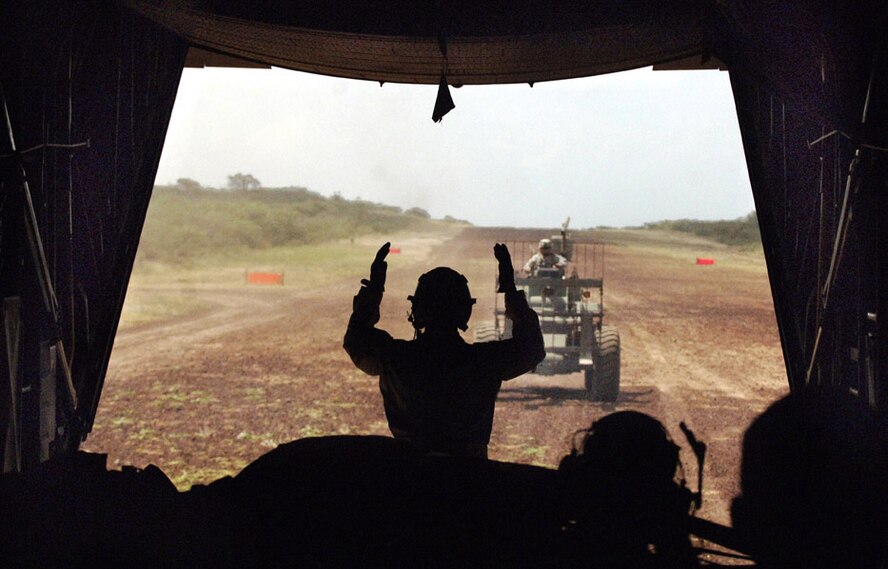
[361,242,390,291]
[494,243,516,293]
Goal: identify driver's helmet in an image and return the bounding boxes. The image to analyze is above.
[539,238,554,255]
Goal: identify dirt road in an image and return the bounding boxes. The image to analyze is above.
[84,226,787,528]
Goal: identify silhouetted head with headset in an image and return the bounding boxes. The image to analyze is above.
[561,411,681,486]
[407,267,476,335]
[558,411,698,568]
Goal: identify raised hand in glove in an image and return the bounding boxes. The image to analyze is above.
[494,243,516,293]
[361,242,390,291]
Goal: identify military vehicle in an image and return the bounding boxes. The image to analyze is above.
[475,221,620,401]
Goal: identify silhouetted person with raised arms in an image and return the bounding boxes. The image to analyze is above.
[731,388,887,569]
[344,242,544,459]
[558,411,699,568]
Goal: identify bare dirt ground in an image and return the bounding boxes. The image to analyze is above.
[84,226,787,531]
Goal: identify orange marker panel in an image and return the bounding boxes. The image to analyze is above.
[247,271,284,285]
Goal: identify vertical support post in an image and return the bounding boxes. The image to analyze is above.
[39,342,57,462]
[1,297,22,472]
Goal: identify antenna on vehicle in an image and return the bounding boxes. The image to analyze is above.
[679,421,707,510]
[560,217,571,259]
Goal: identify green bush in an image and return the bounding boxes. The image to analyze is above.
[644,211,761,247]
[406,207,431,218]
[137,186,429,263]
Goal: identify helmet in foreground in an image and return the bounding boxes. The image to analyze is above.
[560,410,681,488]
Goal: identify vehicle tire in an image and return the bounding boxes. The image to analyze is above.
[473,321,499,343]
[586,326,620,402]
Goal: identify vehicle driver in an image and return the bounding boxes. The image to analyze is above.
[343,242,545,459]
[523,238,567,276]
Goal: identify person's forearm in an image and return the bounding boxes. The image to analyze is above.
[343,314,389,376]
[350,285,383,327]
[505,290,545,364]
[504,289,532,321]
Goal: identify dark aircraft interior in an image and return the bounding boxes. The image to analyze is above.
[1,1,885,566]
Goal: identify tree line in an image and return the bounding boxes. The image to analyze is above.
[138,179,463,263]
[643,211,761,247]
[174,173,262,192]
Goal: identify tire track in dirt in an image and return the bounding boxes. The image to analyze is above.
[595,234,788,525]
[112,288,290,371]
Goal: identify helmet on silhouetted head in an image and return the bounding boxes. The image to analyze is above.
[407,267,476,332]
[560,411,681,487]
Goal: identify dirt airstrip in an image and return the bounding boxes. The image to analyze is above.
[84,226,787,530]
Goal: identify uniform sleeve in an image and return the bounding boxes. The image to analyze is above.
[343,285,393,376]
[471,290,544,383]
[504,289,546,373]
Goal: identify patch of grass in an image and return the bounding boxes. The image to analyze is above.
[151,388,219,410]
[128,428,157,441]
[119,288,215,329]
[318,401,359,409]
[170,461,249,490]
[195,425,215,438]
[235,431,270,442]
[299,425,325,438]
[188,390,218,404]
[302,408,324,421]
[152,392,187,407]
[521,446,550,463]
[243,387,266,402]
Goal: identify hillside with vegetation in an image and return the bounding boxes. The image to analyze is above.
[642,211,761,247]
[138,181,464,263]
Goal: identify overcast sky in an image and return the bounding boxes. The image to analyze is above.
[155,66,754,229]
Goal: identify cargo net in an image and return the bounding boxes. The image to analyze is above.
[484,239,609,366]
[491,239,607,332]
[500,239,605,281]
